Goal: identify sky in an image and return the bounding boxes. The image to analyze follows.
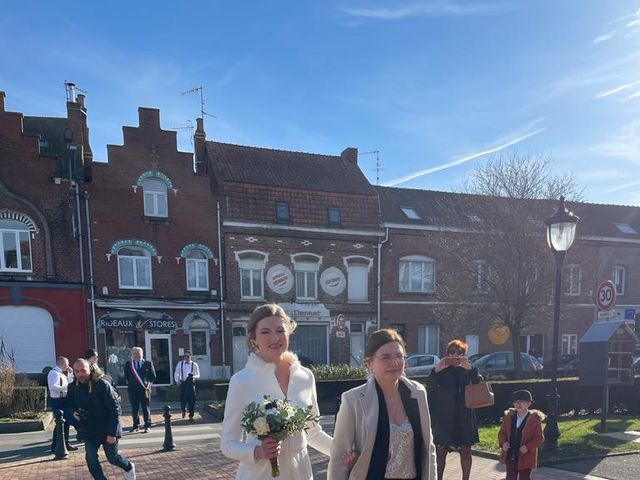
[1,1,639,206]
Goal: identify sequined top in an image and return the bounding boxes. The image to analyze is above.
[385,418,417,479]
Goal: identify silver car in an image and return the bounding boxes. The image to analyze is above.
[404,354,440,376]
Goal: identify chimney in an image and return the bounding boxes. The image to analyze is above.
[194,117,208,174]
[65,81,77,102]
[138,107,161,131]
[341,147,358,164]
[65,88,93,183]
[0,91,5,113]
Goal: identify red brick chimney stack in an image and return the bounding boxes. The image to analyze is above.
[0,91,5,113]
[194,117,208,174]
[341,147,358,164]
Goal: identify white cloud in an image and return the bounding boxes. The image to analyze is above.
[383,122,546,186]
[593,31,616,44]
[603,178,640,193]
[341,1,506,20]
[594,80,640,99]
[590,121,640,163]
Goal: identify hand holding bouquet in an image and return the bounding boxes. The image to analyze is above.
[240,395,319,477]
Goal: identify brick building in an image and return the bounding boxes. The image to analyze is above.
[376,186,640,362]
[0,87,93,372]
[89,109,222,384]
[200,131,382,372]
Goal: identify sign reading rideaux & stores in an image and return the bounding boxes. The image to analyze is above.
[98,314,177,331]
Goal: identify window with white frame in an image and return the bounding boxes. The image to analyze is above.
[612,265,626,296]
[347,263,369,302]
[0,220,32,272]
[564,264,581,296]
[142,177,168,217]
[186,250,209,291]
[418,325,439,355]
[472,260,490,294]
[295,261,318,300]
[561,334,577,355]
[117,246,152,289]
[239,257,265,299]
[399,255,435,293]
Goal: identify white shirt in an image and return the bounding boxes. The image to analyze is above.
[174,360,201,383]
[516,412,528,428]
[47,366,72,399]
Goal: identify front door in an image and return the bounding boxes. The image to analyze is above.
[350,322,365,366]
[145,333,172,385]
[232,325,249,373]
[190,330,211,379]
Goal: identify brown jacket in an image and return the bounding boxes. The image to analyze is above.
[498,408,545,470]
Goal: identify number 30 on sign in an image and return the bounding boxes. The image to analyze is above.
[595,280,616,311]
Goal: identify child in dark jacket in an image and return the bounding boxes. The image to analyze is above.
[498,389,545,480]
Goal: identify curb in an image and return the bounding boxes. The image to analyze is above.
[0,412,53,434]
[471,447,640,466]
[471,449,500,460]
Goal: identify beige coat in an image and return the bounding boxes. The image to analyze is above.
[327,376,437,480]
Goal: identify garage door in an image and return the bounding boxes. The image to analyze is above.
[0,305,56,373]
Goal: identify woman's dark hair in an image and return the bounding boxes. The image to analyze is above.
[364,328,406,359]
[446,339,469,355]
[83,348,98,359]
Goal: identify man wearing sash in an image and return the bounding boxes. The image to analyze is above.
[124,347,156,433]
[173,350,200,421]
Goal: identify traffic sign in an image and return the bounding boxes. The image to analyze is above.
[597,310,615,321]
[595,281,616,311]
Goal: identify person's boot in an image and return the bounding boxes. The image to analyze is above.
[182,409,186,419]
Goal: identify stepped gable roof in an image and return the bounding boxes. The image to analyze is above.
[376,186,640,239]
[206,141,376,195]
[23,116,68,158]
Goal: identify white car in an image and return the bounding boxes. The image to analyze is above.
[404,354,440,376]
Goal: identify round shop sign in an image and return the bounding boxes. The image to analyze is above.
[266,265,294,294]
[320,267,346,296]
[488,320,511,346]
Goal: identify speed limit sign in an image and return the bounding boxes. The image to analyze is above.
[596,281,616,310]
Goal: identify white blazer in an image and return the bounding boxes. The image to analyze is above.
[328,376,437,480]
[220,352,332,480]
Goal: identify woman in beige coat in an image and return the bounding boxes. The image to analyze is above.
[328,329,437,480]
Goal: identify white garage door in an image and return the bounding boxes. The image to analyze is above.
[0,305,56,373]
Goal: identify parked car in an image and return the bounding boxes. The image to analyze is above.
[472,351,543,379]
[549,354,579,377]
[467,353,488,364]
[404,354,440,376]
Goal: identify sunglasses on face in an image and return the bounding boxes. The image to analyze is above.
[447,350,465,356]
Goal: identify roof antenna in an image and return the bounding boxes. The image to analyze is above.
[64,81,87,102]
[359,150,382,185]
[181,85,217,128]
[171,120,195,147]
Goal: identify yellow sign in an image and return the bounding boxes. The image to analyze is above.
[488,321,511,346]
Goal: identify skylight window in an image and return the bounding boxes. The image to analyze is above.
[466,214,481,223]
[615,223,638,235]
[400,206,421,220]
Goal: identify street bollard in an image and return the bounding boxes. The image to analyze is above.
[53,409,69,460]
[163,405,176,451]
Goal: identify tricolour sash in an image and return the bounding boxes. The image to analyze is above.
[130,361,149,389]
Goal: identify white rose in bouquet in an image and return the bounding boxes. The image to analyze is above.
[253,417,270,436]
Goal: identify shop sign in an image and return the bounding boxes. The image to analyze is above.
[488,320,510,346]
[266,265,294,294]
[279,302,330,321]
[98,315,177,331]
[320,267,346,296]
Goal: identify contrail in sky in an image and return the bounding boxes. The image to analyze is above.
[383,126,546,187]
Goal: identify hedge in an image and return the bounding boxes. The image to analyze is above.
[11,386,47,414]
[204,376,640,421]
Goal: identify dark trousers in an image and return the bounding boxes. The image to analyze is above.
[179,381,196,417]
[128,388,151,428]
[506,459,532,480]
[50,398,78,449]
[84,439,132,480]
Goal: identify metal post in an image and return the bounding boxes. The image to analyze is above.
[162,405,176,451]
[543,251,565,451]
[600,385,609,433]
[53,410,69,460]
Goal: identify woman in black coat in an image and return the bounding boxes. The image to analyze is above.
[426,339,480,480]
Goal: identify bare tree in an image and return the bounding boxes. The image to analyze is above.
[443,153,584,378]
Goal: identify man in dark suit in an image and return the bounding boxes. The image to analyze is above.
[124,347,156,433]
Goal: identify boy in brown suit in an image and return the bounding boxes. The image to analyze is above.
[498,390,545,480]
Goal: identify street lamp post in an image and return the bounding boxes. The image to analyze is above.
[543,196,579,451]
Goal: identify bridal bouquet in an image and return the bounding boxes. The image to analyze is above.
[240,395,319,477]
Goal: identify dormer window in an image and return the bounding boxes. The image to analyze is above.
[400,206,420,220]
[615,223,638,235]
[466,214,481,223]
[275,202,290,223]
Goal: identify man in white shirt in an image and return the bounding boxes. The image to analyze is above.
[47,356,78,452]
[173,350,200,421]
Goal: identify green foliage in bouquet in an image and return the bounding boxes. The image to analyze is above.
[240,395,318,440]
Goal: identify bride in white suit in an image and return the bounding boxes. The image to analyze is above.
[220,303,332,479]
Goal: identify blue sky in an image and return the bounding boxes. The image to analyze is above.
[2,1,639,205]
